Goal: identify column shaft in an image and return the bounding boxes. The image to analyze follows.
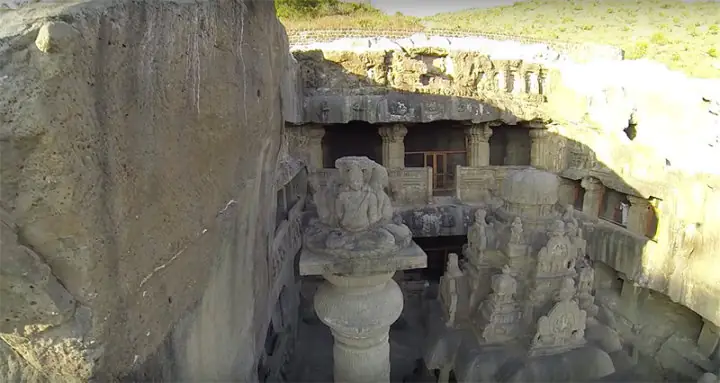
[529,128,567,172]
[378,124,408,169]
[305,125,325,169]
[465,124,493,167]
[314,273,403,383]
[581,177,605,218]
[627,195,651,237]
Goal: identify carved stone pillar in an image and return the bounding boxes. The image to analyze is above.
[557,177,577,207]
[580,177,605,218]
[529,128,567,172]
[378,124,408,169]
[314,273,403,383]
[465,124,493,167]
[626,195,651,237]
[305,125,325,169]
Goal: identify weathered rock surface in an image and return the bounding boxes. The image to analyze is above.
[1,0,290,381]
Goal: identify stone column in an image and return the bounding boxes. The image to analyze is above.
[465,124,493,167]
[529,128,567,172]
[581,177,605,218]
[627,195,651,237]
[300,156,428,383]
[378,124,408,169]
[305,125,325,169]
[557,177,577,207]
[314,273,403,382]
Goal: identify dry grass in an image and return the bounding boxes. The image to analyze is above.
[281,0,720,78]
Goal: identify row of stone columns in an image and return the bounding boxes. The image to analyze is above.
[564,176,655,238]
[302,123,566,171]
[302,123,502,170]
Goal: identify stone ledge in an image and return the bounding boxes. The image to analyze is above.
[299,242,427,276]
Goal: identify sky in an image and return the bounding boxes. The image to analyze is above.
[369,0,522,17]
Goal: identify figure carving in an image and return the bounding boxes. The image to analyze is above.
[475,264,522,344]
[509,217,524,245]
[491,265,517,304]
[439,253,465,327]
[536,220,574,275]
[334,159,378,232]
[467,209,488,265]
[304,156,414,258]
[530,294,587,356]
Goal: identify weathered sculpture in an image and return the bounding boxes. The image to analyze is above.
[474,265,523,344]
[537,220,574,275]
[510,217,524,245]
[306,156,413,258]
[300,156,427,383]
[439,253,468,327]
[529,292,587,356]
[466,208,488,264]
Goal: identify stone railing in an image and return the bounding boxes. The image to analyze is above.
[455,165,531,202]
[286,28,623,62]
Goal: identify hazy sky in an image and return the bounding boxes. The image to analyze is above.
[369,0,521,17]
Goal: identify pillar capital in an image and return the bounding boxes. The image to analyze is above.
[626,194,650,207]
[465,124,493,143]
[304,124,325,143]
[378,124,408,143]
[581,177,604,192]
[304,125,325,169]
[528,128,550,139]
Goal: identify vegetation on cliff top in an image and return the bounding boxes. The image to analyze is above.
[278,0,720,78]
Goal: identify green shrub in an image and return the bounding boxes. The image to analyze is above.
[709,48,719,58]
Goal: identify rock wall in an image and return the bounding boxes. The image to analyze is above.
[0,1,291,381]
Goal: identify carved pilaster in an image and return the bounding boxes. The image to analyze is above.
[626,195,651,237]
[557,177,577,207]
[580,177,605,218]
[305,125,325,169]
[378,124,408,169]
[529,128,567,172]
[465,123,493,167]
[527,71,540,94]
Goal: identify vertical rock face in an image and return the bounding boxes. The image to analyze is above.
[0,1,289,381]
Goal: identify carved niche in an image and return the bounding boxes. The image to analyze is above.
[529,296,587,357]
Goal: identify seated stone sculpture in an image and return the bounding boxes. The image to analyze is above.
[304,156,413,258]
[334,158,379,232]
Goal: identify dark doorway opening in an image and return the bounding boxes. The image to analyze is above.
[411,235,468,282]
[323,121,381,167]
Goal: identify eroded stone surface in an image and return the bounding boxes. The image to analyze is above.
[1,0,290,381]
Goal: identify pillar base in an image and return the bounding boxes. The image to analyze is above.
[315,273,402,383]
[301,243,427,383]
